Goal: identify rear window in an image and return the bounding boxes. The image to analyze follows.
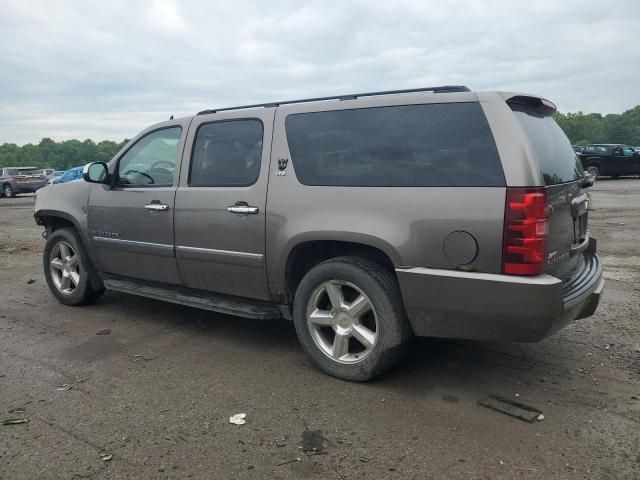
[512,108,583,185]
[285,102,505,187]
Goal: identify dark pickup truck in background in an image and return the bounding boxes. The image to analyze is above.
[578,144,640,179]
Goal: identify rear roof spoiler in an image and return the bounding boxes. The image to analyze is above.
[500,92,557,116]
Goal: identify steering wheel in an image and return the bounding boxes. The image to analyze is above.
[150,160,175,170]
[121,169,154,184]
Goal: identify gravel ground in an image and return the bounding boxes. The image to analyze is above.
[0,179,639,479]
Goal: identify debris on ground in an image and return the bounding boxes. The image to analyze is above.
[478,394,543,423]
[131,354,154,362]
[96,329,112,336]
[0,418,29,426]
[100,454,113,461]
[26,279,35,284]
[301,429,326,455]
[56,384,73,391]
[229,413,247,425]
[336,454,348,478]
[275,458,301,467]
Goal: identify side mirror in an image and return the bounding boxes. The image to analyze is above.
[83,162,109,184]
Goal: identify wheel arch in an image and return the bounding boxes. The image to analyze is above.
[36,210,103,290]
[282,236,399,305]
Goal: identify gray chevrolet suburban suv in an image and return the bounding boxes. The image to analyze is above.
[34,86,604,381]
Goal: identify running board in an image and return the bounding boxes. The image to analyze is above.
[103,278,282,320]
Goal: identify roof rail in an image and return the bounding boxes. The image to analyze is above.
[196,85,470,115]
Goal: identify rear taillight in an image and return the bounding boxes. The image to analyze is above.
[502,187,548,275]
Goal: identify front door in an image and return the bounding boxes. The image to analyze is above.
[174,109,274,300]
[88,123,187,285]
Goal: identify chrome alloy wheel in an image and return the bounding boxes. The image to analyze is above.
[49,241,80,295]
[306,280,379,364]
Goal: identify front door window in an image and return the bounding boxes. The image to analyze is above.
[117,127,182,187]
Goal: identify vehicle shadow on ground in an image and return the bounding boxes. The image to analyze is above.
[95,290,562,397]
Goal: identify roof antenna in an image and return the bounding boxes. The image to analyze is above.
[169,115,174,120]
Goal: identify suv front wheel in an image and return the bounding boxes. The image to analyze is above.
[3,184,15,198]
[43,228,104,306]
[293,256,412,381]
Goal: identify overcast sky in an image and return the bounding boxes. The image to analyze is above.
[1,0,639,145]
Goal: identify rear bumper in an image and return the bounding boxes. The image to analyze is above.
[396,252,604,342]
[12,183,46,193]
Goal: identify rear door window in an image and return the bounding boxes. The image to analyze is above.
[285,102,505,187]
[512,108,583,185]
[189,119,263,187]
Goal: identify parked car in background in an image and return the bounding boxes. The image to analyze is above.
[46,170,67,183]
[572,145,585,154]
[41,168,55,177]
[0,166,46,197]
[34,87,603,381]
[56,167,84,184]
[578,144,640,179]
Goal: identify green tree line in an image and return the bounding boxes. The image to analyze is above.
[0,138,128,170]
[554,105,640,146]
[1,105,639,171]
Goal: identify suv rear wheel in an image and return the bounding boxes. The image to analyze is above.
[43,228,104,305]
[586,165,600,180]
[293,256,411,381]
[3,184,15,198]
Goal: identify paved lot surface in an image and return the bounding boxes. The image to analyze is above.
[1,179,639,480]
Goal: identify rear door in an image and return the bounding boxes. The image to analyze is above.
[510,102,588,280]
[174,109,274,300]
[620,146,637,174]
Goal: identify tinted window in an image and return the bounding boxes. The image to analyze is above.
[513,109,583,185]
[117,127,182,187]
[189,120,263,187]
[584,145,608,154]
[285,103,504,187]
[622,146,634,156]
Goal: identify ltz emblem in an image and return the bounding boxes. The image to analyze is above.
[276,158,289,176]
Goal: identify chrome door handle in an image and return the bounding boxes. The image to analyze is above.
[227,205,259,214]
[145,203,169,211]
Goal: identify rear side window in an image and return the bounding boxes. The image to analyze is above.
[584,145,608,154]
[513,108,583,185]
[285,102,504,187]
[190,119,263,187]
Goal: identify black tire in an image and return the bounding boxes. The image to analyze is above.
[3,184,15,198]
[43,227,104,306]
[293,256,412,381]
[586,166,599,180]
